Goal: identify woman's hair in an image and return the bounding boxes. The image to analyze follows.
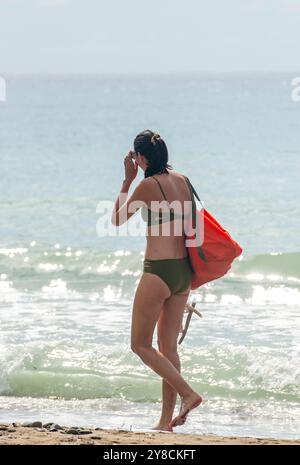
[133,129,173,178]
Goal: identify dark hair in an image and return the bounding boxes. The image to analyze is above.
[133,129,173,178]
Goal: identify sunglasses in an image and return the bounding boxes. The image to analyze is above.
[130,150,138,160]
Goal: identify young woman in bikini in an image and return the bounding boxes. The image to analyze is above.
[111,129,202,432]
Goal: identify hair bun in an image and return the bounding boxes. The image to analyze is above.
[151,133,161,144]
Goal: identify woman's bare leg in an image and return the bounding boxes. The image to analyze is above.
[153,352,180,431]
[131,274,202,426]
[153,289,191,430]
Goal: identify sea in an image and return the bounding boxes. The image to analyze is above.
[0,73,299,439]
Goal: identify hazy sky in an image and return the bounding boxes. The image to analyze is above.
[1,0,300,73]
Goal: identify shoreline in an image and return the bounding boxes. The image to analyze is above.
[0,423,299,445]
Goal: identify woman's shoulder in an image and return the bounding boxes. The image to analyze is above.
[167,170,189,185]
[141,171,189,193]
[134,176,158,200]
[155,170,187,181]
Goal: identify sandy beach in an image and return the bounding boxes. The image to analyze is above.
[0,423,298,445]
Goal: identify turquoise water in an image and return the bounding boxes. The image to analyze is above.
[0,74,299,438]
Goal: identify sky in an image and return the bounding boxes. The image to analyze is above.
[1,0,300,73]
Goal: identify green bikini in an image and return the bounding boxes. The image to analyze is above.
[142,175,193,295]
[143,256,193,295]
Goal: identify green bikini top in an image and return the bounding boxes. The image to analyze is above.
[141,175,187,226]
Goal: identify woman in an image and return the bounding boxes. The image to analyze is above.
[111,129,202,432]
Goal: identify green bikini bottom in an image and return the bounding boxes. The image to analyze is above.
[143,256,193,295]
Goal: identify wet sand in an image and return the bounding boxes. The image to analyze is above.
[0,423,299,445]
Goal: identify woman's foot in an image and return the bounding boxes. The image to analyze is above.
[151,423,173,432]
[168,392,203,428]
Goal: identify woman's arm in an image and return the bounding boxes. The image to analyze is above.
[111,152,149,226]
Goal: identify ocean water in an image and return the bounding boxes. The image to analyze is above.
[0,74,299,439]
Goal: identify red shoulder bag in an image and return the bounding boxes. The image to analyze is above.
[183,176,243,289]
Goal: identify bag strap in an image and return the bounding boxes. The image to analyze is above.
[183,176,207,259]
[183,176,204,208]
[183,175,205,231]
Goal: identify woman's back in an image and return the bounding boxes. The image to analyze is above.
[144,170,192,259]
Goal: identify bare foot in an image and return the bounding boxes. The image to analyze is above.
[168,392,203,428]
[152,423,173,432]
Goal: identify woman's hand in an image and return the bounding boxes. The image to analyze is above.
[123,152,138,185]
